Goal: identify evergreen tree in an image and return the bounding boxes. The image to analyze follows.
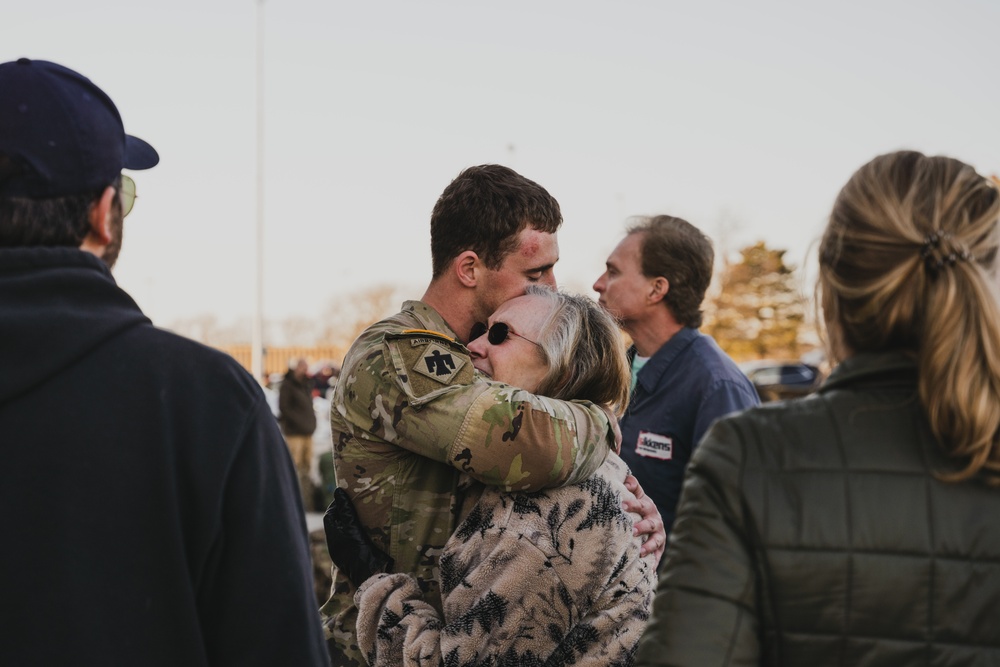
[704,241,809,361]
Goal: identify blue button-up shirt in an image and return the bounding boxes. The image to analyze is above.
[619,327,759,537]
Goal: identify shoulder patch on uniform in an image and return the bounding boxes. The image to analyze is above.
[384,330,475,398]
[412,341,466,384]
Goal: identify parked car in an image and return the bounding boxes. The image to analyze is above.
[739,360,824,402]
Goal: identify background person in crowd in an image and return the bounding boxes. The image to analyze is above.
[593,215,759,544]
[345,286,656,666]
[321,164,665,666]
[312,363,339,398]
[280,357,319,506]
[0,58,327,665]
[638,151,1000,665]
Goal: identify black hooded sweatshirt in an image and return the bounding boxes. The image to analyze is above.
[0,247,328,666]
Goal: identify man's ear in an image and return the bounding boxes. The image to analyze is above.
[648,276,669,304]
[81,186,116,250]
[454,250,480,288]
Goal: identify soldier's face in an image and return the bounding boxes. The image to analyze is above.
[468,294,551,392]
[475,228,559,324]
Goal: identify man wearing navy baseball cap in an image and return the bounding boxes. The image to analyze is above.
[0,59,329,665]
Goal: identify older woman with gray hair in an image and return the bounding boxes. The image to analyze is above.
[345,284,656,666]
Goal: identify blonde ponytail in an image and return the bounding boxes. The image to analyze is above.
[819,151,1000,483]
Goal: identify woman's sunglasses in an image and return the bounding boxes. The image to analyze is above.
[469,321,540,347]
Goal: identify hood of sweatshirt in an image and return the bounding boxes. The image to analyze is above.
[0,246,150,405]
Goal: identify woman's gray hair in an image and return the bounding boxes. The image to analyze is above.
[525,284,630,415]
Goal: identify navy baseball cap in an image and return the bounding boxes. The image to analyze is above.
[0,57,159,198]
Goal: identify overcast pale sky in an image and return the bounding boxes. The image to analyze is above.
[5,0,998,330]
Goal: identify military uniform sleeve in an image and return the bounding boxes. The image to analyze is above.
[636,417,761,666]
[337,330,612,491]
[198,395,329,665]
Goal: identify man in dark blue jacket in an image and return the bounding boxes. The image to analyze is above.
[594,215,759,550]
[0,58,328,665]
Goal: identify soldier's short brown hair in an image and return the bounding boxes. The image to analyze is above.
[429,165,562,278]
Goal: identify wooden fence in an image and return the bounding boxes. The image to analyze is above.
[216,345,348,380]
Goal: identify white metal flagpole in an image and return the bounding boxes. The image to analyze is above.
[251,0,265,383]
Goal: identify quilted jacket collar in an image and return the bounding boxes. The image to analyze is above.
[819,350,918,394]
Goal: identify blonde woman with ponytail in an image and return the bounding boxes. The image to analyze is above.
[637,151,1000,666]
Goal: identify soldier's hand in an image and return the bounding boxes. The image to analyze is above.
[324,488,394,588]
[622,474,666,564]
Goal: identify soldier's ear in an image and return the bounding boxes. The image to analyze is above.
[455,251,479,288]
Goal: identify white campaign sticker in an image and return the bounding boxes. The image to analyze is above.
[636,431,673,460]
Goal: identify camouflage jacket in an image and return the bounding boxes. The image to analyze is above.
[354,453,657,667]
[321,301,615,666]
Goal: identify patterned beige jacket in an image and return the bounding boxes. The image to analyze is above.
[355,453,656,666]
[321,301,616,665]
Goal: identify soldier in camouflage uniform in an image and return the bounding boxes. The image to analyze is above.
[353,286,657,667]
[320,165,665,666]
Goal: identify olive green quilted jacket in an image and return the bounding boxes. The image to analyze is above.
[637,351,1000,666]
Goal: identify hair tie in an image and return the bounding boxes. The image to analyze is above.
[921,230,971,278]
